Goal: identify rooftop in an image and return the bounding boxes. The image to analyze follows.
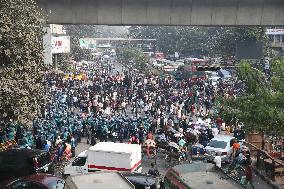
[68,172,134,189]
[89,142,140,154]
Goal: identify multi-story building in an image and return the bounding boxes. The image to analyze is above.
[43,24,69,66]
[266,28,284,55]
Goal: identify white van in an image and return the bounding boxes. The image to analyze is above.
[64,142,142,176]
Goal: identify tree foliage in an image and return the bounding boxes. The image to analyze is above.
[129,26,265,57]
[219,60,284,136]
[64,25,128,62]
[0,0,46,126]
[116,47,150,74]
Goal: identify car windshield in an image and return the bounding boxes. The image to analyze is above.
[208,140,227,149]
[49,179,65,189]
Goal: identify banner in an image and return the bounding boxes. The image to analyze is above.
[266,29,284,35]
[51,36,70,54]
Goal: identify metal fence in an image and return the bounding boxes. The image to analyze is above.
[244,141,284,183]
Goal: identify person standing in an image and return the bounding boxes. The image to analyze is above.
[245,161,255,189]
[70,135,76,158]
[148,163,159,177]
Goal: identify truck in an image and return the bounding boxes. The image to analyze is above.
[64,142,142,176]
[63,172,135,189]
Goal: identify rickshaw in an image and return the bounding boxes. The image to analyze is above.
[155,130,168,151]
[165,142,186,164]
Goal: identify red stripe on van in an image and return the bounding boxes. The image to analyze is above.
[88,160,142,172]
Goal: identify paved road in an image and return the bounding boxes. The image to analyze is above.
[74,138,273,189]
[66,60,273,189]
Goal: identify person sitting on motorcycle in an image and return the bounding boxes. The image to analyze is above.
[178,137,186,149]
[178,137,187,161]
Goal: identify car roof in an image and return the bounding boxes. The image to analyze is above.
[0,148,47,157]
[211,135,234,142]
[4,174,61,189]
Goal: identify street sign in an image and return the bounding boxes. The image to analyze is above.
[51,36,70,54]
[266,29,284,35]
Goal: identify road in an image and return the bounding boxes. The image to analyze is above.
[74,137,273,189]
[68,59,273,189]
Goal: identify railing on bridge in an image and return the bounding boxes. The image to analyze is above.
[244,141,284,184]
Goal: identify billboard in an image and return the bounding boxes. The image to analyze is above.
[236,41,263,59]
[79,38,97,49]
[51,36,70,54]
[266,29,284,35]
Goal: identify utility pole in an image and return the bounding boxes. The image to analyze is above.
[54,54,58,70]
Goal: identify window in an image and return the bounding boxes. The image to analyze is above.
[208,140,227,149]
[48,179,65,189]
[11,180,44,189]
[72,157,86,166]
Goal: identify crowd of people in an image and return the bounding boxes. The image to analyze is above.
[0,57,246,164]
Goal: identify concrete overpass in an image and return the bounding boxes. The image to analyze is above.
[37,0,284,26]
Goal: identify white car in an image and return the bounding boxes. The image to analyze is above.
[205,135,234,162]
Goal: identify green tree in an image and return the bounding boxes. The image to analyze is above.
[129,26,266,57]
[64,25,95,61]
[0,0,46,126]
[219,60,284,138]
[64,25,128,62]
[116,47,150,74]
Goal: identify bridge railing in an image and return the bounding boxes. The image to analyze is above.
[244,141,284,183]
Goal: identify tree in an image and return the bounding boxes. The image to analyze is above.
[129,26,266,57]
[207,27,266,57]
[64,25,95,62]
[116,47,150,74]
[0,0,46,126]
[64,25,128,62]
[218,60,284,138]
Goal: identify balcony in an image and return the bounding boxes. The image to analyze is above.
[270,42,284,48]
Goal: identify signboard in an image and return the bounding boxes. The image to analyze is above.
[51,36,70,54]
[266,29,284,35]
[79,38,97,49]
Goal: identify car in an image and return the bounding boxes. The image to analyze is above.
[0,148,54,182]
[205,135,234,162]
[0,174,64,189]
[217,69,232,80]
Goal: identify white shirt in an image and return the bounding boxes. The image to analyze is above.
[214,156,222,168]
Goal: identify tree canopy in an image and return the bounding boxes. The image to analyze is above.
[219,59,284,137]
[116,47,150,74]
[0,0,46,126]
[128,26,265,57]
[64,25,128,62]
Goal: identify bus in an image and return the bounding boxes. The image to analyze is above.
[174,58,207,81]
